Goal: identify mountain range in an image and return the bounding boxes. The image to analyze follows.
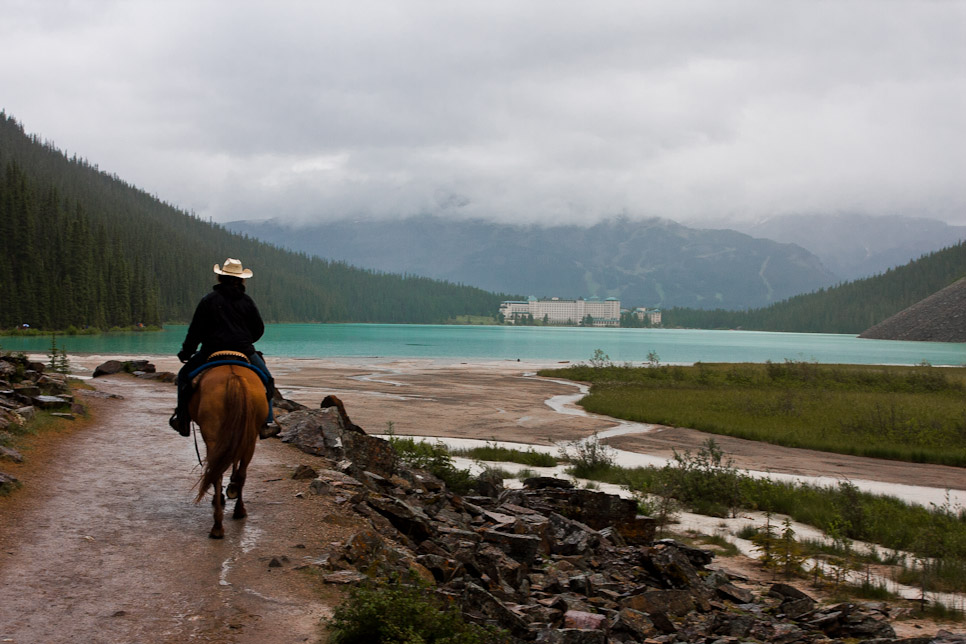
[229,212,965,311]
[227,215,842,310]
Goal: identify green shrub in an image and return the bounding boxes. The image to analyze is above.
[453,442,558,468]
[661,439,744,517]
[560,433,618,479]
[387,435,475,495]
[326,578,509,644]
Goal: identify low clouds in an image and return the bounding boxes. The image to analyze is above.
[2,1,964,225]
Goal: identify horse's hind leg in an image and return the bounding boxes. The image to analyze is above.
[229,462,249,520]
[210,476,225,539]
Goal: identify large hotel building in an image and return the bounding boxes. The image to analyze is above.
[499,296,621,327]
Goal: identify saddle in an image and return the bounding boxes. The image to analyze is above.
[187,350,274,423]
[188,351,270,389]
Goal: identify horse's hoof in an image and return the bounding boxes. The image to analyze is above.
[209,530,224,539]
[226,483,239,499]
[232,509,247,520]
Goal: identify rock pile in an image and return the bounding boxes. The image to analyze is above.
[91,359,176,382]
[273,404,917,643]
[0,353,80,491]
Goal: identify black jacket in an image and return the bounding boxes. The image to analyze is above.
[180,283,265,358]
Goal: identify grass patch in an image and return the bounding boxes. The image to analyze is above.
[385,434,475,495]
[326,577,510,643]
[829,580,899,602]
[909,601,966,623]
[1,407,82,450]
[893,556,966,595]
[539,361,966,467]
[451,442,558,468]
[681,532,742,557]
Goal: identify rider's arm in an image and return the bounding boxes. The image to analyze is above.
[180,296,210,359]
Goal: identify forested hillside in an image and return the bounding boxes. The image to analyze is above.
[664,240,966,334]
[0,113,508,329]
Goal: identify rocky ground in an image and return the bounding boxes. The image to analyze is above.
[271,401,966,643]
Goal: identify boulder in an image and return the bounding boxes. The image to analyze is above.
[32,395,71,410]
[0,360,16,379]
[277,407,397,478]
[92,360,124,377]
[501,485,655,543]
[562,610,606,630]
[474,469,504,497]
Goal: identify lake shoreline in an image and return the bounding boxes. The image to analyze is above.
[56,353,966,503]
[5,323,964,366]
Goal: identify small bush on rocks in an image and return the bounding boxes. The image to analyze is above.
[326,577,509,644]
[386,435,475,495]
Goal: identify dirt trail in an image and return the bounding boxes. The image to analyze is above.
[0,374,357,644]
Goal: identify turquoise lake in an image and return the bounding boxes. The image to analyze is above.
[4,324,965,366]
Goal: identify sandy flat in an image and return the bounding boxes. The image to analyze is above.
[64,354,966,498]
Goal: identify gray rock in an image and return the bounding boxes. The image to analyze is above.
[0,471,19,493]
[278,407,397,478]
[32,395,71,409]
[291,464,318,479]
[92,360,123,377]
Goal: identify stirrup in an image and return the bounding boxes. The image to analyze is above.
[169,412,190,437]
[259,421,280,440]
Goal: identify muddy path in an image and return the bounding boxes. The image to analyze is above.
[0,374,360,644]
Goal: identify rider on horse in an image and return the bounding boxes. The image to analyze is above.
[169,258,274,436]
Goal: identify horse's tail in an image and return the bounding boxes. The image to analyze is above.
[195,369,259,502]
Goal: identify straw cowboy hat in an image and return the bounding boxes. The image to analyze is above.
[213,258,254,279]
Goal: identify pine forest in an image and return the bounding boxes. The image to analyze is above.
[0,113,509,330]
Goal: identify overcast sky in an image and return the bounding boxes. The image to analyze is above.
[2,1,964,226]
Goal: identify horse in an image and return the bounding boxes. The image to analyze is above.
[189,364,268,539]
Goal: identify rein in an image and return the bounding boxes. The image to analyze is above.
[192,422,203,466]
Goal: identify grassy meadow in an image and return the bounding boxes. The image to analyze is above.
[538,360,966,467]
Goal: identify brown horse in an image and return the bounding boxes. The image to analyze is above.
[189,364,268,539]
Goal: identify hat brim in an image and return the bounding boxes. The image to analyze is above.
[213,264,254,278]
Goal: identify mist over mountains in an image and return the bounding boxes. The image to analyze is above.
[711,213,966,281]
[227,216,836,310]
[228,213,963,311]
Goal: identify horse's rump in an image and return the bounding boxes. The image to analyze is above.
[191,365,267,502]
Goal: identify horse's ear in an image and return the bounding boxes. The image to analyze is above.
[321,395,346,414]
